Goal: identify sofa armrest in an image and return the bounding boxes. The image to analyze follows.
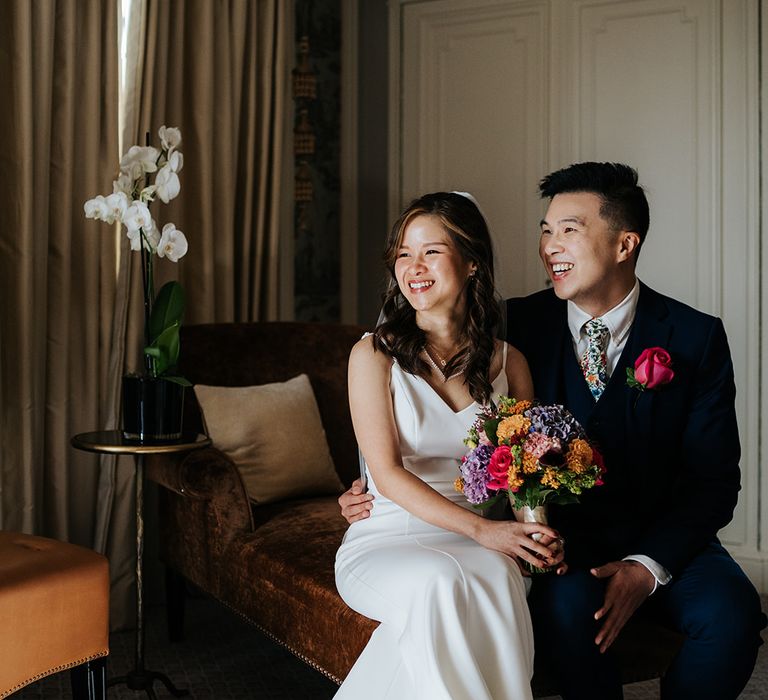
[151,448,254,528]
[146,447,254,594]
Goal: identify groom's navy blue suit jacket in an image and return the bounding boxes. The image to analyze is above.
[505,283,741,577]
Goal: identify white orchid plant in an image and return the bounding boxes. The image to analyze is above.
[85,125,190,385]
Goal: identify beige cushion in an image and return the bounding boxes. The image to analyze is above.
[194,374,344,504]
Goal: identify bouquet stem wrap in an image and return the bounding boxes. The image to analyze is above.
[512,503,554,574]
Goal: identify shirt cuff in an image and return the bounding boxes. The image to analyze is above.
[623,555,672,595]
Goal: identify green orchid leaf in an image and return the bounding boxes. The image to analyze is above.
[163,374,193,387]
[149,281,185,343]
[157,323,181,368]
[144,321,180,377]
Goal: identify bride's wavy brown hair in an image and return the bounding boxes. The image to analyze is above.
[373,192,501,405]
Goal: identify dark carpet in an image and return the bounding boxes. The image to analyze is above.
[14,594,768,698]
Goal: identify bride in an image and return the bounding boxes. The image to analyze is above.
[334,192,564,700]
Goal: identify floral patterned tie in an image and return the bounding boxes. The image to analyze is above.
[580,318,610,401]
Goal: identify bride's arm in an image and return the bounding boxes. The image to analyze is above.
[503,342,534,401]
[349,337,560,568]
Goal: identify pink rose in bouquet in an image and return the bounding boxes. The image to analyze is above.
[487,446,512,490]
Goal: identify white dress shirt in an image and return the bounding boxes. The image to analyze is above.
[567,279,672,593]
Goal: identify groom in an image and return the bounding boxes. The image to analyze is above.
[505,162,763,699]
[339,162,764,698]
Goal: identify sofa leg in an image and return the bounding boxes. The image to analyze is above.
[165,565,186,642]
[70,657,106,700]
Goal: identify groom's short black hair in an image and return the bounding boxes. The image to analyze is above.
[539,162,650,250]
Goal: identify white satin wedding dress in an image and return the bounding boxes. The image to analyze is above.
[334,342,534,700]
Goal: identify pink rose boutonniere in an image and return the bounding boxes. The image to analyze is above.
[626,347,675,392]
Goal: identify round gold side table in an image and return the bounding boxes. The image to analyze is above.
[71,431,211,699]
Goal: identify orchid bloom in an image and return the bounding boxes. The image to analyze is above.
[168,150,183,172]
[123,201,153,233]
[84,195,109,221]
[112,172,134,196]
[159,125,182,153]
[119,145,160,180]
[125,228,143,251]
[145,217,161,250]
[155,151,184,204]
[139,185,157,203]
[157,223,188,262]
[126,215,159,252]
[103,192,130,225]
[155,166,179,203]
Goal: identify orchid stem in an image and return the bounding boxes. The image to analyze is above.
[141,130,156,377]
[140,232,153,376]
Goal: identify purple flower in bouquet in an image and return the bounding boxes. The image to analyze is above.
[525,405,586,442]
[459,444,495,504]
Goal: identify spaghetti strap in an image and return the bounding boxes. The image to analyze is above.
[502,341,509,371]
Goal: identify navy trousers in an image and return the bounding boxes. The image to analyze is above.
[528,542,765,699]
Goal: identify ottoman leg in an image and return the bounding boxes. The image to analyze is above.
[70,657,106,700]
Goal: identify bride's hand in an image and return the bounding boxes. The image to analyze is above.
[537,532,568,575]
[476,520,565,570]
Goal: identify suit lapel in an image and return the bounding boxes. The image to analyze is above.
[624,284,673,438]
[532,298,568,404]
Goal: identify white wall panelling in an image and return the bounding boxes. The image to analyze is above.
[395,0,550,298]
[564,0,719,311]
[757,0,768,593]
[391,0,763,589]
[717,0,760,578]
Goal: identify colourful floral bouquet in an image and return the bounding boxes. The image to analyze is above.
[456,396,604,510]
[455,397,604,571]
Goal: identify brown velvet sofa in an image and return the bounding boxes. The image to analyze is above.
[146,321,682,697]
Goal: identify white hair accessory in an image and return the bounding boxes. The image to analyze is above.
[451,191,481,208]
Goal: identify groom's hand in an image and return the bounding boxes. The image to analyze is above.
[590,561,655,653]
[339,478,374,524]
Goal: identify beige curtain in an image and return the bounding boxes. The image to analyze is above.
[137,0,286,324]
[92,0,290,626]
[0,1,118,542]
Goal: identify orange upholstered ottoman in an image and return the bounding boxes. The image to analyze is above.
[0,531,109,699]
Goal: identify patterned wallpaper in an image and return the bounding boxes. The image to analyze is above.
[293,0,341,322]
